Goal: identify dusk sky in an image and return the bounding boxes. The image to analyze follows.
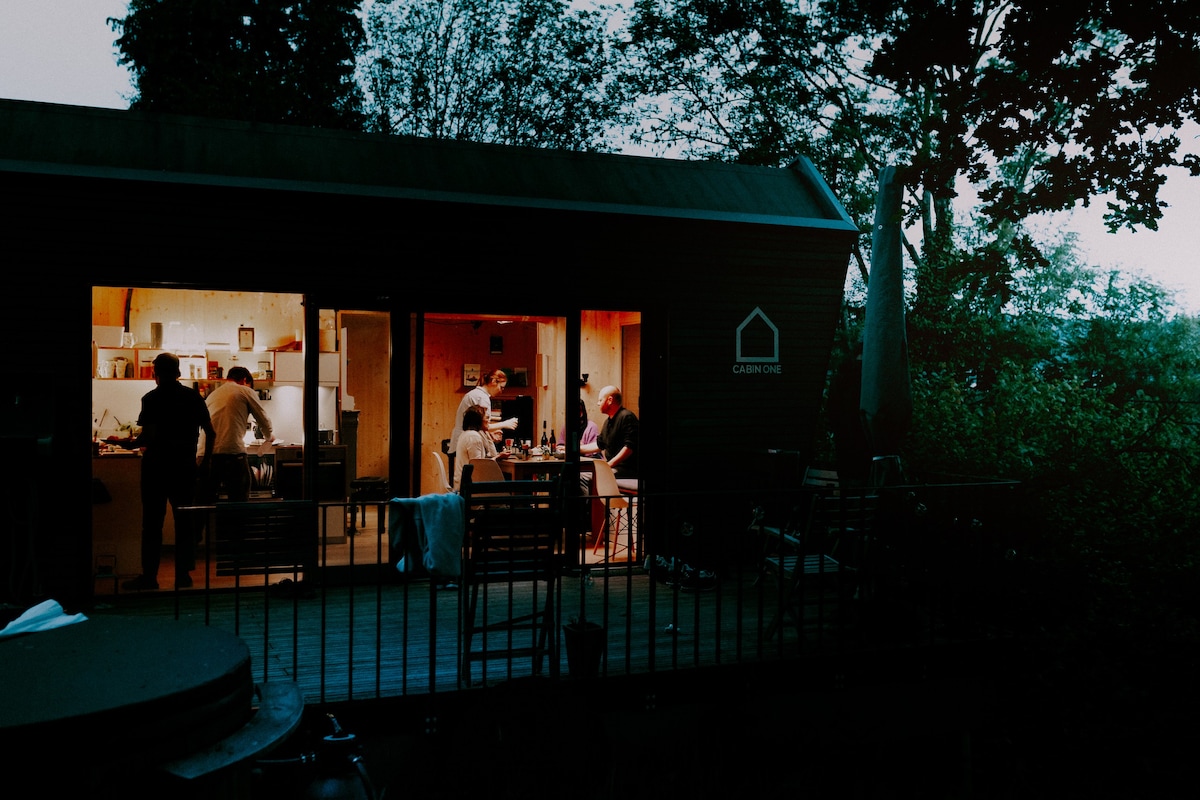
[3,1,1196,313]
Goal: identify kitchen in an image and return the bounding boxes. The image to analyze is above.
[92,286,355,587]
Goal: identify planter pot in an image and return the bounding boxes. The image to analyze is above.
[562,621,604,679]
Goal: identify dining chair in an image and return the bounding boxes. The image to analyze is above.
[468,458,507,484]
[591,460,636,560]
[429,449,452,494]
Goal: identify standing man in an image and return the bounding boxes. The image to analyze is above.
[123,353,214,591]
[202,366,274,502]
[447,367,518,474]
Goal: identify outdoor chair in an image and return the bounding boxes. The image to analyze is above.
[762,490,880,638]
[458,464,566,687]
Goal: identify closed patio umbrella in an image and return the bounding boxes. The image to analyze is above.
[860,164,912,486]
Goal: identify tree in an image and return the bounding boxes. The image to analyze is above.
[360,0,631,149]
[622,0,1200,325]
[111,0,365,131]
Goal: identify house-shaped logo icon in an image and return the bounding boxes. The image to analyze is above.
[735,307,779,363]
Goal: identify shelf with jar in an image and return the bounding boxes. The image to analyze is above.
[92,346,206,381]
[92,346,276,385]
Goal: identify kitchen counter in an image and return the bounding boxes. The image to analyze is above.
[93,454,175,580]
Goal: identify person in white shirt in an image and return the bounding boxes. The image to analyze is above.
[446,367,518,477]
[201,366,273,501]
[453,405,500,492]
[448,368,518,452]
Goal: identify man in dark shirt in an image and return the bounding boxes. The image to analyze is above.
[583,384,639,483]
[581,385,639,537]
[123,352,214,591]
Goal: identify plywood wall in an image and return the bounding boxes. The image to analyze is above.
[418,318,539,492]
[342,311,391,482]
[93,286,305,351]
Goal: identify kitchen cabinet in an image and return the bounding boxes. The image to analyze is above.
[273,350,340,385]
[205,348,274,383]
[93,454,176,580]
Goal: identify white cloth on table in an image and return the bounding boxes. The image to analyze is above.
[0,600,87,639]
[390,493,466,577]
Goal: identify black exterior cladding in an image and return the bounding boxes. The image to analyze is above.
[1,99,857,601]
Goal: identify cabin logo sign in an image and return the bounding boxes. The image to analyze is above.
[733,307,782,374]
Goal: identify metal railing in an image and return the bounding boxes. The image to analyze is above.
[117,480,1026,705]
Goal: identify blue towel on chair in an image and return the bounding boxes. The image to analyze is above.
[390,494,466,577]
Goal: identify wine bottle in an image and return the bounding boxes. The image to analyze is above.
[540,421,549,449]
[549,426,556,450]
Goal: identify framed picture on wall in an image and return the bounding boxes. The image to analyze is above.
[463,363,481,388]
[238,327,255,350]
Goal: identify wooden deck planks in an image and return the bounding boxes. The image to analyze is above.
[92,564,867,703]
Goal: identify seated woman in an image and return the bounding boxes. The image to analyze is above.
[560,398,599,448]
[453,405,499,492]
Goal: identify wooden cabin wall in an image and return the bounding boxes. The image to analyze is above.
[91,288,128,327]
[92,286,305,351]
[418,318,538,493]
[579,310,626,424]
[341,311,390,483]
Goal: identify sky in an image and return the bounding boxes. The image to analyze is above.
[3,1,1197,314]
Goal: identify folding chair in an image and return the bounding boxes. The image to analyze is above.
[762,490,878,639]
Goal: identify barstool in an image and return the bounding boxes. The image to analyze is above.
[349,476,389,534]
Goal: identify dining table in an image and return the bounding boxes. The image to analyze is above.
[498,454,571,481]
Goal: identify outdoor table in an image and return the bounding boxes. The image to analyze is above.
[0,614,260,791]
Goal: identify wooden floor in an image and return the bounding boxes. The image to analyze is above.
[95,503,638,595]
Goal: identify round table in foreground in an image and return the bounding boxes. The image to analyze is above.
[0,615,252,790]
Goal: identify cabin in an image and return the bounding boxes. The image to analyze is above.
[1,97,857,605]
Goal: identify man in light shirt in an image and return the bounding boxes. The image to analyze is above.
[201,366,273,502]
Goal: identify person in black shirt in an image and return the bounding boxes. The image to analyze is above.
[582,385,638,483]
[580,385,639,539]
[122,353,214,591]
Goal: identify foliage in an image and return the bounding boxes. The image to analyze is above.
[621,0,1200,333]
[901,242,1200,633]
[359,0,632,149]
[111,0,365,131]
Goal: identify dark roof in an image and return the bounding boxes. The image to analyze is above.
[0,99,856,232]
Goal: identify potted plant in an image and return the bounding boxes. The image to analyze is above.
[562,615,604,679]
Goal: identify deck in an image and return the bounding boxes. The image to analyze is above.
[89,562,875,703]
[86,485,1024,705]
